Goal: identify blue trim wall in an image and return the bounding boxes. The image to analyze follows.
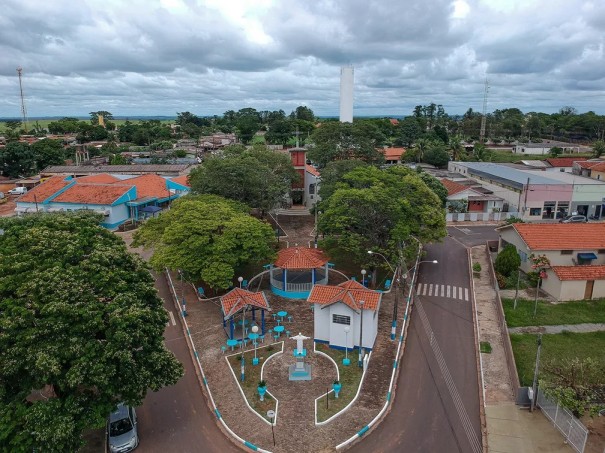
[313,338,373,352]
[112,187,137,206]
[270,285,310,299]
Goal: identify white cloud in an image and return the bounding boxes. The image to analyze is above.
[0,0,603,117]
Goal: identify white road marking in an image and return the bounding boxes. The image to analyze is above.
[465,288,469,301]
[417,283,422,295]
[447,285,451,298]
[440,285,445,297]
[169,310,176,326]
[428,284,433,296]
[422,284,428,296]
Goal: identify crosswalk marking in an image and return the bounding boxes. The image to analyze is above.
[415,283,470,301]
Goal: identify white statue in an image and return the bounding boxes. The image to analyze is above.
[291,332,310,355]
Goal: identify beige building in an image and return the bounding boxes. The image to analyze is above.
[498,223,605,301]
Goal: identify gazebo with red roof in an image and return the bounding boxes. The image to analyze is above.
[269,246,331,298]
[220,287,271,339]
[307,280,382,352]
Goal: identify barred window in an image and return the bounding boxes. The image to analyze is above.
[332,314,351,325]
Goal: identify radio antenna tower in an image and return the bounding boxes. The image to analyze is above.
[17,67,29,133]
[479,78,489,143]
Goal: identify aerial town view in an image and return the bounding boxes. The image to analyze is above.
[1,1,605,452]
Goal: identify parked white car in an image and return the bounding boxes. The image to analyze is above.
[8,187,27,195]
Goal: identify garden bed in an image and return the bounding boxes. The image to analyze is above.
[314,343,364,423]
[226,344,280,420]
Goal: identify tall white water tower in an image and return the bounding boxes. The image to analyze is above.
[339,65,354,123]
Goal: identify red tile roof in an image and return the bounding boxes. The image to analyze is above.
[588,162,605,173]
[112,174,170,200]
[389,118,399,125]
[307,280,382,311]
[220,288,270,318]
[576,161,602,169]
[171,175,190,187]
[305,164,320,177]
[19,176,71,203]
[274,247,329,269]
[52,184,131,205]
[510,223,605,250]
[441,178,468,196]
[381,147,406,160]
[545,157,587,167]
[551,265,605,281]
[76,174,120,184]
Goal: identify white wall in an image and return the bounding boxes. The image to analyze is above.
[313,303,331,343]
[313,302,378,350]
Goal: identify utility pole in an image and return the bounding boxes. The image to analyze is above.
[391,242,404,341]
[530,334,542,412]
[480,78,489,143]
[16,67,28,133]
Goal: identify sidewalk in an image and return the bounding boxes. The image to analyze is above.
[471,246,573,453]
[509,323,605,334]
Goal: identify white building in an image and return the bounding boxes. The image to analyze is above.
[512,142,580,155]
[339,66,354,123]
[307,280,382,351]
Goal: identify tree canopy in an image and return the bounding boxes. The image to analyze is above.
[307,121,386,168]
[0,212,182,452]
[132,195,277,290]
[188,144,298,215]
[317,165,446,266]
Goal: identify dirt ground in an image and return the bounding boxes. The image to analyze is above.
[0,198,17,217]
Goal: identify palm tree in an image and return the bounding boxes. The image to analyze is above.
[412,138,430,163]
[448,136,465,161]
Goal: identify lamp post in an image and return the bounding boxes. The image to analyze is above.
[251,325,259,365]
[530,334,542,412]
[358,300,364,368]
[361,269,367,287]
[179,269,187,317]
[238,276,244,288]
[343,326,350,366]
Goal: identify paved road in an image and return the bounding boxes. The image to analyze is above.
[448,225,499,248]
[136,273,241,453]
[349,237,482,453]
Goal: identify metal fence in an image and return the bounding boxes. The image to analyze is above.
[537,389,588,453]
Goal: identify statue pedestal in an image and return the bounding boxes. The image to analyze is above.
[289,349,311,381]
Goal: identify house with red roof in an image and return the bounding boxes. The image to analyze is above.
[441,178,504,213]
[544,157,587,173]
[498,223,605,300]
[381,147,406,165]
[307,279,382,352]
[14,173,190,229]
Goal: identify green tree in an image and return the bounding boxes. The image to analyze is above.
[0,141,36,177]
[89,111,114,125]
[317,160,369,202]
[549,146,563,157]
[235,114,260,144]
[397,117,423,147]
[592,140,605,158]
[188,144,298,216]
[494,244,521,277]
[418,171,448,207]
[265,119,294,145]
[133,195,276,290]
[307,122,385,168]
[318,165,446,266]
[0,212,183,452]
[423,142,450,167]
[290,105,315,122]
[448,136,466,161]
[31,139,66,171]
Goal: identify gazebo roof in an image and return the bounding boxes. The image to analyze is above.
[220,288,271,319]
[274,246,329,270]
[307,280,382,312]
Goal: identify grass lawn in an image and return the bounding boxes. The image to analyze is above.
[510,331,605,386]
[226,344,280,420]
[502,298,605,327]
[315,343,364,422]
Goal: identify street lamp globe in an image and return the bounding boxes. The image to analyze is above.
[238,276,244,288]
[252,325,259,334]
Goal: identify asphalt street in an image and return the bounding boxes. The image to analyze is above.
[135,273,241,453]
[349,236,482,453]
[447,225,500,247]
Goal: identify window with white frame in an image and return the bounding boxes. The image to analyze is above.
[332,314,351,325]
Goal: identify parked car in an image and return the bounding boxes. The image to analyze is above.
[107,403,138,453]
[559,215,587,223]
[8,187,27,195]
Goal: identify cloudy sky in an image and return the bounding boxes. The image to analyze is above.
[1,0,604,118]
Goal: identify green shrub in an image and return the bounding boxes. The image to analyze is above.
[495,244,521,277]
[480,341,492,353]
[495,272,507,289]
[473,262,481,272]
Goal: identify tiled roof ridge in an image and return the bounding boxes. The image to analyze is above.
[512,223,605,250]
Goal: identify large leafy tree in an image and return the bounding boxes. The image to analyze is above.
[0,141,36,178]
[0,212,183,452]
[188,144,298,216]
[318,165,446,266]
[317,160,369,202]
[31,139,66,171]
[307,121,385,168]
[133,195,277,290]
